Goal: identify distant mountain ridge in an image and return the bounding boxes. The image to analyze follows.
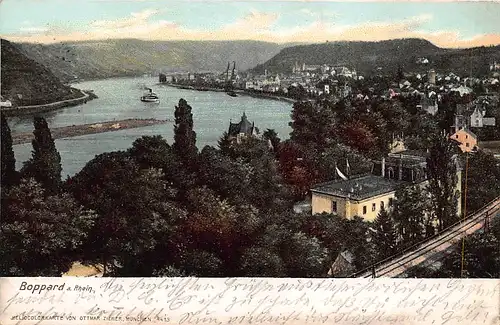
[251,38,500,77]
[11,39,288,82]
[1,39,82,106]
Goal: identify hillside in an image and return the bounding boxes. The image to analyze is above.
[1,39,83,106]
[252,38,500,76]
[13,39,287,82]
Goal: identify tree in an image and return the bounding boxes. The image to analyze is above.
[289,100,336,151]
[299,212,346,266]
[287,85,307,100]
[283,232,329,277]
[67,151,185,276]
[20,116,62,194]
[179,250,224,277]
[198,146,252,207]
[371,206,397,261]
[256,224,329,277]
[217,131,232,154]
[128,135,173,169]
[238,246,285,277]
[374,100,411,142]
[436,93,460,131]
[357,111,391,157]
[464,150,500,213]
[263,128,281,154]
[0,178,96,276]
[278,141,318,200]
[1,113,18,188]
[205,138,291,211]
[171,99,199,197]
[289,101,314,146]
[216,136,292,211]
[342,216,376,269]
[339,119,377,154]
[426,133,460,230]
[244,140,291,212]
[128,135,183,199]
[173,98,198,163]
[405,113,440,150]
[392,185,427,248]
[180,186,263,276]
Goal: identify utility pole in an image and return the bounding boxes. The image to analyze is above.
[484,211,490,232]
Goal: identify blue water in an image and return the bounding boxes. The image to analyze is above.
[10,77,293,177]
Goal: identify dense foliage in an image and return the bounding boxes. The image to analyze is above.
[20,116,62,195]
[1,92,498,278]
[463,150,500,212]
[426,132,460,230]
[1,113,17,189]
[0,179,96,276]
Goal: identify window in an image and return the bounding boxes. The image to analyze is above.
[363,206,367,214]
[380,201,385,209]
[456,135,459,139]
[388,167,394,179]
[372,203,376,211]
[389,198,394,207]
[465,135,468,139]
[466,143,470,147]
[331,201,337,213]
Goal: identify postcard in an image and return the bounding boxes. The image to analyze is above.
[0,0,499,324]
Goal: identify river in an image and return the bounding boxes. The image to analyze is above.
[10,77,293,177]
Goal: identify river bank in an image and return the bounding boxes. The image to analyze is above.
[11,118,171,145]
[163,83,296,104]
[237,90,296,104]
[11,77,293,177]
[1,89,98,117]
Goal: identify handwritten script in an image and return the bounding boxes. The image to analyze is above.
[1,277,499,325]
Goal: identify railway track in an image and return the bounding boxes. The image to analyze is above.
[354,198,500,278]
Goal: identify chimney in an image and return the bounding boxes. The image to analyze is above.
[398,154,403,181]
[381,157,386,177]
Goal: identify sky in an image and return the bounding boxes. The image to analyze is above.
[0,0,499,48]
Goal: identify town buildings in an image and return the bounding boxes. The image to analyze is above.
[310,151,463,222]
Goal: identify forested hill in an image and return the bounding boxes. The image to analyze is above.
[1,39,80,106]
[251,38,500,76]
[13,39,287,82]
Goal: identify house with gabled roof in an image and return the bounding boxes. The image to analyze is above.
[311,151,462,221]
[450,128,477,153]
[228,112,260,144]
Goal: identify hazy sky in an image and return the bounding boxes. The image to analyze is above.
[1,0,499,48]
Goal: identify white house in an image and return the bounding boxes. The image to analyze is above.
[0,96,12,108]
[470,105,486,127]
